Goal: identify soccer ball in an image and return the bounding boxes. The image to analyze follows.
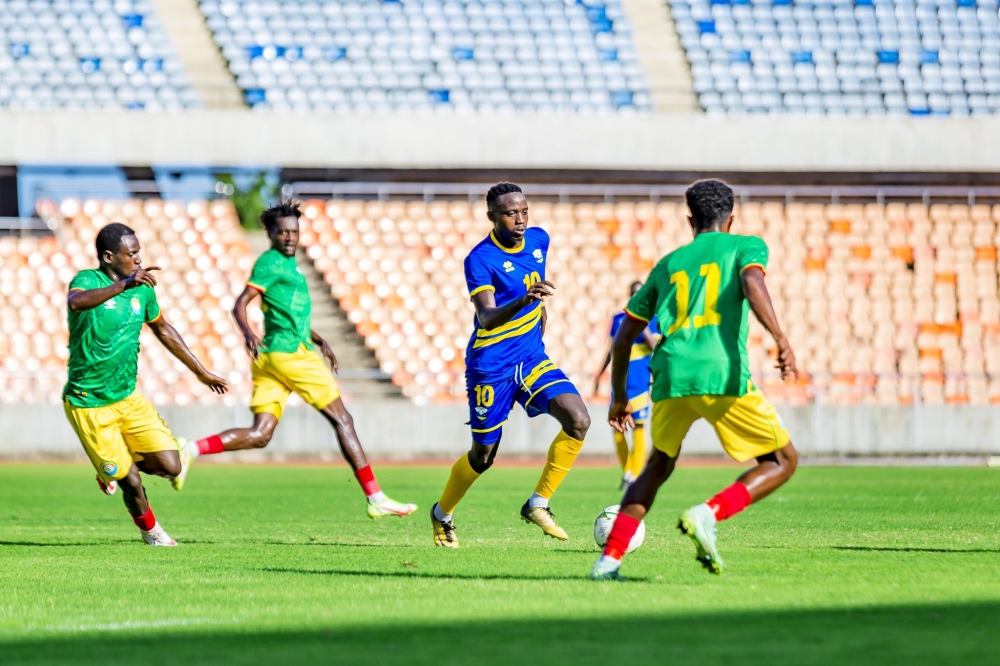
[594,504,645,553]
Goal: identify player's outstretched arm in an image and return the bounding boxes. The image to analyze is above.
[740,267,799,381]
[608,315,646,432]
[311,330,339,374]
[147,316,228,394]
[472,280,554,331]
[67,266,159,312]
[232,286,264,359]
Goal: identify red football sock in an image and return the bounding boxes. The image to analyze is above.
[707,482,752,521]
[602,512,640,561]
[354,465,381,497]
[195,434,225,455]
[132,506,156,532]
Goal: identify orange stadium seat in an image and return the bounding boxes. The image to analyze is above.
[6,197,1000,408]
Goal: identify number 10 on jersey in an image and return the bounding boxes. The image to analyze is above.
[666,262,722,336]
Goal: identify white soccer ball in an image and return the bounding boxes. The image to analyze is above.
[594,504,645,553]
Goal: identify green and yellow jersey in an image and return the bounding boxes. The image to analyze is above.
[246,248,313,353]
[64,269,161,408]
[625,232,768,400]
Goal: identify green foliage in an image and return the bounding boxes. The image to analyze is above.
[1,465,998,664]
[215,172,278,230]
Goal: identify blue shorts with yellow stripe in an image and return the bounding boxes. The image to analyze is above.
[466,355,580,445]
[611,357,652,423]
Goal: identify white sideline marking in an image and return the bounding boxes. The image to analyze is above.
[43,618,237,633]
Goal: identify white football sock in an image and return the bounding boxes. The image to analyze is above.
[367,491,387,504]
[528,492,549,509]
[433,503,452,523]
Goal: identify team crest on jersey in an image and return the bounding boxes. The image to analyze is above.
[475,406,488,420]
[130,297,141,315]
[533,249,543,263]
[503,261,514,272]
[100,461,118,476]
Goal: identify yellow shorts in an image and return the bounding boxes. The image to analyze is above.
[64,392,178,482]
[651,384,790,462]
[251,345,340,420]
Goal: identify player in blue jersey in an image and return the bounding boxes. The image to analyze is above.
[594,281,660,489]
[430,182,592,548]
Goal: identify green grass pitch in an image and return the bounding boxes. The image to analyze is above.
[1,463,998,665]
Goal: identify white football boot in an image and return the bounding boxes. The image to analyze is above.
[141,523,177,547]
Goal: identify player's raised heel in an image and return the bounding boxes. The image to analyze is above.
[141,523,177,547]
[589,555,626,582]
[171,438,193,491]
[678,504,724,574]
[520,502,569,540]
[96,475,118,496]
[367,497,418,519]
[431,504,459,548]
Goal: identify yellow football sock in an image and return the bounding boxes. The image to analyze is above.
[438,454,481,515]
[627,424,648,478]
[613,430,629,471]
[533,430,585,498]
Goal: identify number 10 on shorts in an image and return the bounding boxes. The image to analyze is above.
[474,385,494,407]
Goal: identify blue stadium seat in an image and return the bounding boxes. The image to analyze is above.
[670,0,1000,114]
[0,0,199,110]
[202,0,651,112]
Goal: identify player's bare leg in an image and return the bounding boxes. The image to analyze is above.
[195,412,279,453]
[134,449,181,479]
[117,463,176,546]
[135,447,194,493]
[318,398,417,518]
[734,443,799,502]
[679,443,799,574]
[180,413,278,489]
[591,449,676,580]
[522,393,590,540]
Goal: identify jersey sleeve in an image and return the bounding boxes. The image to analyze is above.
[534,227,550,252]
[737,236,769,274]
[67,270,99,292]
[143,286,162,323]
[246,255,276,293]
[624,274,658,323]
[464,252,494,297]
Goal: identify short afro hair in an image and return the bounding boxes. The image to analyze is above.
[95,223,136,259]
[260,199,302,232]
[486,182,523,210]
[685,179,734,231]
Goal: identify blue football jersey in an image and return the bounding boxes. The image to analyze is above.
[464,227,550,374]
[609,311,660,361]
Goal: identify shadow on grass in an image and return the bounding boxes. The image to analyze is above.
[2,602,998,665]
[263,541,387,548]
[0,540,134,547]
[830,546,1000,554]
[259,566,645,583]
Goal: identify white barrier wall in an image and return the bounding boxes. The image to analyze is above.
[3,400,999,461]
[3,111,1000,172]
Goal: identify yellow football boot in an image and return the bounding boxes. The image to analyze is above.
[520,502,569,540]
[431,504,459,548]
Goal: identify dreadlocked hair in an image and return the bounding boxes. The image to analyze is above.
[260,199,302,232]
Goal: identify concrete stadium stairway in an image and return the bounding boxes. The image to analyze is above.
[245,231,401,399]
[621,0,698,112]
[150,0,245,109]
